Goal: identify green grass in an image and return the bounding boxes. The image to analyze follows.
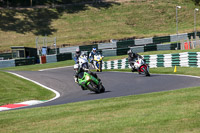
[1,0,200,51]
[0,71,55,106]
[1,51,200,132]
[0,82,200,132]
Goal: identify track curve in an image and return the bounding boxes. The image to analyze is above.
[11,67,200,109]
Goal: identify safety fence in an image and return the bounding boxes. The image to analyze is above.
[0,60,15,68]
[58,32,198,54]
[0,32,198,68]
[0,43,186,68]
[0,53,12,60]
[0,57,36,68]
[102,52,200,69]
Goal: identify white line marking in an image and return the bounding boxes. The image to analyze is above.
[0,107,10,111]
[39,66,73,71]
[16,100,44,105]
[8,72,60,103]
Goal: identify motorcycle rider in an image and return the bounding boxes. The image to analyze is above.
[127,49,144,72]
[73,64,101,90]
[89,48,97,64]
[74,48,81,64]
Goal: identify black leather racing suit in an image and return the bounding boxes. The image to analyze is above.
[128,53,143,71]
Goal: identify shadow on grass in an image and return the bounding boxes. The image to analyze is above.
[0,2,120,36]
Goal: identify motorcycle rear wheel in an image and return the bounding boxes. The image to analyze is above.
[87,81,100,93]
[100,85,105,93]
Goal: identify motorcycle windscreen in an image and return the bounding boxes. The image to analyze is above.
[78,72,84,79]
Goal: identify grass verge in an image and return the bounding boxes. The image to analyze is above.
[0,80,200,132]
[0,50,200,132]
[0,71,55,106]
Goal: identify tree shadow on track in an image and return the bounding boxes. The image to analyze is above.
[0,2,120,36]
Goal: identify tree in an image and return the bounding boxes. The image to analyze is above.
[192,0,200,5]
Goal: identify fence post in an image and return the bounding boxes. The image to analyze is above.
[180,39,184,50]
[196,36,200,48]
[191,36,194,49]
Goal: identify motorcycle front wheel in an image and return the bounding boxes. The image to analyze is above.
[99,62,102,72]
[142,67,150,76]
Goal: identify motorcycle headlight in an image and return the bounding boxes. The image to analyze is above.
[86,75,90,80]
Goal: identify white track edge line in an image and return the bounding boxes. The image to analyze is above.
[8,72,60,104]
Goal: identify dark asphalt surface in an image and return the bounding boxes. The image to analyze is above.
[11,67,200,109]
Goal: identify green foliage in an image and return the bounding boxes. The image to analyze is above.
[0,0,94,7]
[1,0,200,51]
[192,0,200,5]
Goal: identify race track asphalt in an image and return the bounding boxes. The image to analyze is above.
[11,67,200,109]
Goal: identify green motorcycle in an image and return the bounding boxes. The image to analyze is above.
[78,72,105,93]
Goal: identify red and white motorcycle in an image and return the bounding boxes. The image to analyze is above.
[131,57,150,76]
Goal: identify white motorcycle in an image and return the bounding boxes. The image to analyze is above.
[93,54,104,72]
[78,54,89,70]
[131,57,150,76]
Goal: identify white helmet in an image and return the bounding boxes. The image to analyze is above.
[76,48,80,54]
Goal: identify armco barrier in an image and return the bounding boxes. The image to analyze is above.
[46,55,57,63]
[130,46,144,53]
[117,40,135,48]
[15,58,36,66]
[188,33,195,39]
[170,43,180,50]
[45,32,199,56]
[0,60,15,68]
[59,46,79,53]
[170,33,188,42]
[117,47,129,56]
[153,36,170,44]
[135,38,153,45]
[79,44,98,51]
[102,52,200,69]
[56,53,72,62]
[157,43,171,51]
[102,49,117,57]
[48,48,59,55]
[0,53,12,60]
[144,44,157,52]
[98,42,116,49]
